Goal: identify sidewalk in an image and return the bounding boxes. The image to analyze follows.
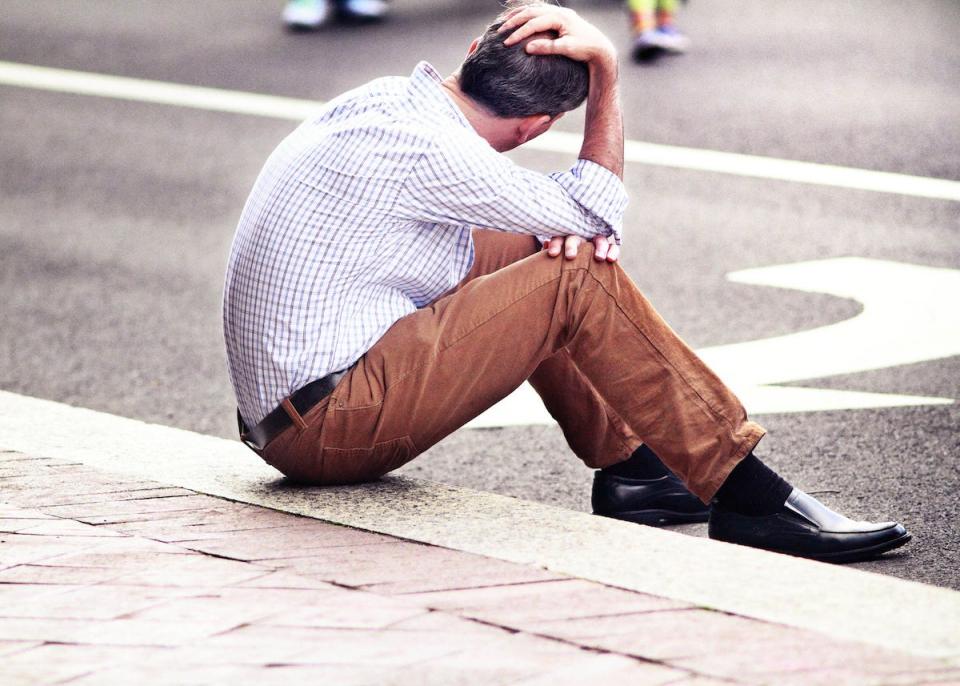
[1,449,958,686]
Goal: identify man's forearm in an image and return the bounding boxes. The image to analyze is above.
[579,58,624,180]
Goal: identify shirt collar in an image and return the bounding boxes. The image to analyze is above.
[407,61,472,130]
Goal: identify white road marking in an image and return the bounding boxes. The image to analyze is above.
[2,60,960,201]
[466,257,958,428]
[1,389,959,659]
[0,61,322,120]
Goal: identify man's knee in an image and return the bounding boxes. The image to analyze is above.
[559,241,602,271]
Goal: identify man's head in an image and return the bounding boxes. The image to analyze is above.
[459,1,589,120]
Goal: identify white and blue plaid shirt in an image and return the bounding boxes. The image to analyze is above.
[224,62,628,425]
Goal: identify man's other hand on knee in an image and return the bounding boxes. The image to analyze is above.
[543,234,620,262]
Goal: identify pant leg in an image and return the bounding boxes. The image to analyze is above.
[456,230,643,468]
[627,0,656,33]
[269,241,764,502]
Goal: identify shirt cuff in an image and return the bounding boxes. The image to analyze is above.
[549,159,628,245]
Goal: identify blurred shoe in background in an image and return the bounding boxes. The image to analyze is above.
[652,24,690,53]
[339,0,389,22]
[283,0,331,30]
[283,0,388,30]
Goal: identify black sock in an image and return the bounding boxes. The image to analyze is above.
[600,444,672,480]
[714,453,793,516]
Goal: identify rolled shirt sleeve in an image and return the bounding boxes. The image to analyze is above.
[399,132,629,245]
[548,159,627,245]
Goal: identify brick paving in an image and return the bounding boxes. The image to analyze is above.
[0,450,958,685]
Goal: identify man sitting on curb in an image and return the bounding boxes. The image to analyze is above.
[223,1,910,563]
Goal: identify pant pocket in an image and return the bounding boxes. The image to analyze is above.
[320,435,417,485]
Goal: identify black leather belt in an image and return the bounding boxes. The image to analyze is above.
[238,369,349,452]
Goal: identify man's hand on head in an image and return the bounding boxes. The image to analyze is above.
[499,4,617,69]
[543,235,620,263]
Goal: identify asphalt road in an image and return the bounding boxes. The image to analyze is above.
[1,0,958,588]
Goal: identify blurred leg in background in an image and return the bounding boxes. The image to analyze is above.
[628,0,690,62]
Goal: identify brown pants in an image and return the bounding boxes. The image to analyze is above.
[261,230,765,502]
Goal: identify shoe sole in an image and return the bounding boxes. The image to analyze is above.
[596,509,710,527]
[806,531,912,564]
[631,45,663,63]
[742,531,913,564]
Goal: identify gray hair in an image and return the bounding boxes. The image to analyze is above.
[459,0,589,118]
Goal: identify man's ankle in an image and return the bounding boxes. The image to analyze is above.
[713,453,793,516]
[600,444,672,480]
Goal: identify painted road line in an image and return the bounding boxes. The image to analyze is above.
[1,390,958,659]
[2,60,960,202]
[0,61,322,121]
[529,132,960,201]
[467,257,958,428]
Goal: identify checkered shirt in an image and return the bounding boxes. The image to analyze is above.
[224,62,629,425]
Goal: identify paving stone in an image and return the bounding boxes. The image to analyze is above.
[0,615,230,647]
[392,625,682,686]
[4,477,176,496]
[200,623,471,667]
[660,678,741,685]
[110,505,324,538]
[28,550,189,572]
[52,533,210,555]
[132,586,355,626]
[389,609,523,636]
[258,588,429,629]
[274,541,562,594]
[0,640,43,657]
[408,578,690,625]
[62,664,256,686]
[0,616,102,642]
[107,519,240,543]
[83,616,237,647]
[0,465,56,480]
[0,583,186,620]
[0,660,94,686]
[10,486,198,508]
[179,523,399,561]
[232,569,337,589]
[110,554,270,587]
[169,643,307,667]
[0,563,124,584]
[70,662,397,686]
[669,628,955,680]
[2,642,171,672]
[38,494,219,520]
[156,505,322,529]
[14,519,128,537]
[373,612,586,667]
[541,608,805,661]
[221,665,400,686]
[0,583,90,607]
[377,661,535,686]
[0,505,54,519]
[0,534,102,569]
[754,666,960,686]
[513,610,699,644]
[0,453,51,464]
[0,518,64,533]
[678,652,954,683]
[515,652,686,686]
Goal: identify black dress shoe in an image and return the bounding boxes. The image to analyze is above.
[592,470,710,526]
[709,488,911,563]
